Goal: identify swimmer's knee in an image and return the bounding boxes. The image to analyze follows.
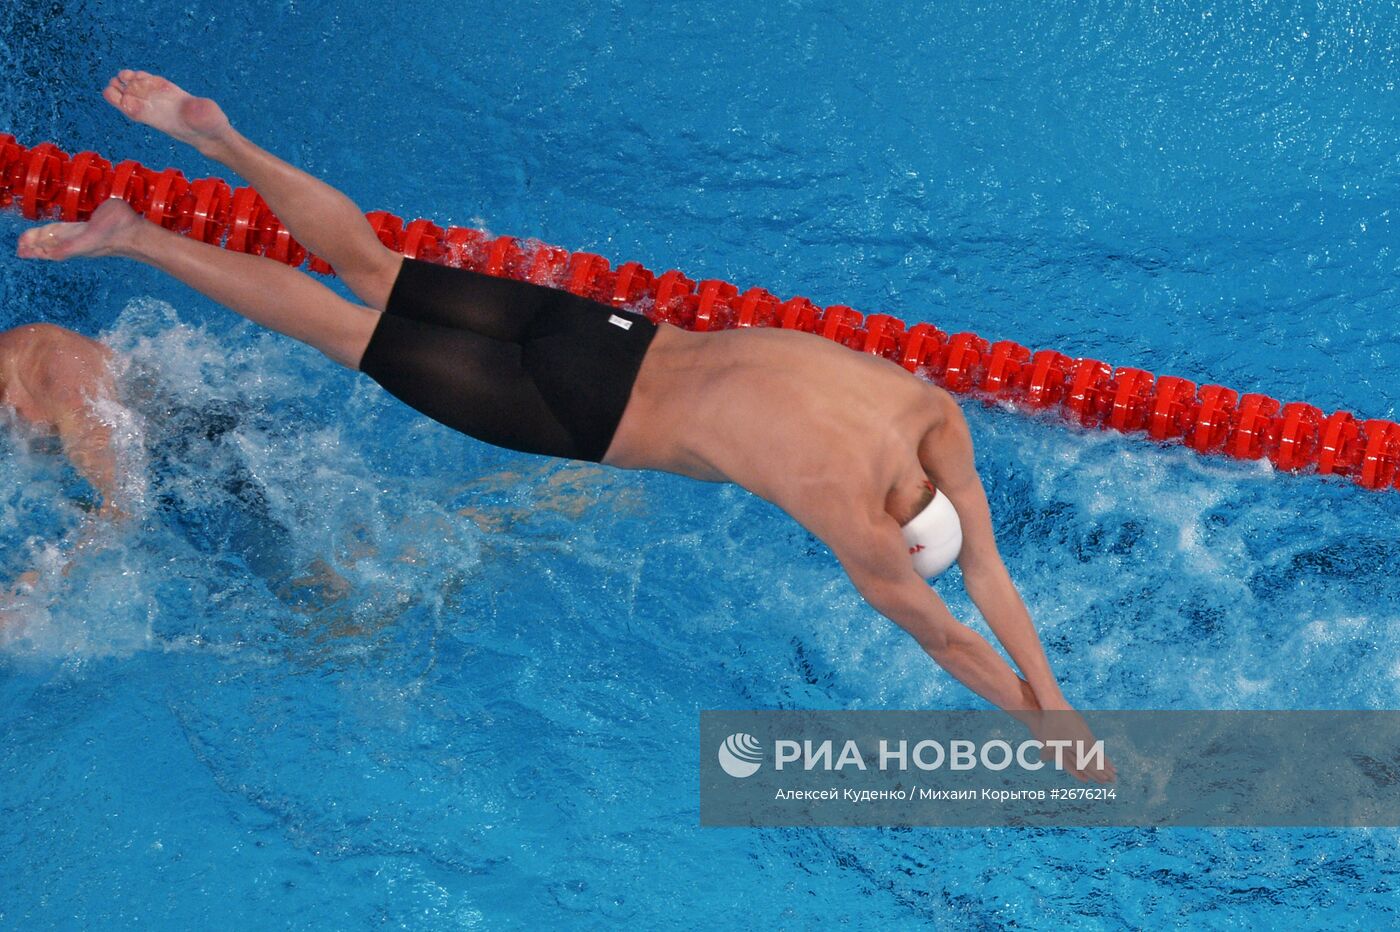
[340,247,403,311]
[327,302,382,370]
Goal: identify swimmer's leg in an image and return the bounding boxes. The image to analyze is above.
[102,70,402,310]
[18,200,378,369]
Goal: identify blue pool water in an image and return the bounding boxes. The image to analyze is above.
[2,0,1399,927]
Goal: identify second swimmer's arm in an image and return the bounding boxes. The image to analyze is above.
[37,383,126,583]
[3,405,121,596]
[55,406,122,517]
[44,349,126,519]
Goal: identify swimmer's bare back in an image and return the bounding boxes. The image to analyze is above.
[15,70,1111,781]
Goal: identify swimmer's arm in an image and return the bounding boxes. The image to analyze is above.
[921,405,1067,708]
[41,348,125,518]
[834,517,1116,783]
[0,399,127,591]
[3,363,124,594]
[53,404,124,518]
[55,407,130,581]
[831,512,1042,723]
[944,482,1066,709]
[2,406,125,591]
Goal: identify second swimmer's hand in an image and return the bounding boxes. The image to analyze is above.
[1029,701,1117,784]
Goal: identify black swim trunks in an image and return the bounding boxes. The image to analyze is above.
[358,258,658,462]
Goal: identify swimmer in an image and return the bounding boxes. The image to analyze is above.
[16,71,1112,781]
[0,322,124,595]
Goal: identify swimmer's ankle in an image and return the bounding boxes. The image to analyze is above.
[112,215,158,259]
[192,124,240,162]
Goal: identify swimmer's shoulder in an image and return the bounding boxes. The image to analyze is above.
[2,321,76,343]
[2,324,113,399]
[1,322,107,357]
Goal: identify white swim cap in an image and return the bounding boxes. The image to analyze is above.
[901,489,963,579]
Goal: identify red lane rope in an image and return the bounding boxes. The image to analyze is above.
[4,134,1398,492]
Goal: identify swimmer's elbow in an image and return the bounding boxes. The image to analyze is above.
[832,518,919,591]
[844,564,952,652]
[884,587,952,654]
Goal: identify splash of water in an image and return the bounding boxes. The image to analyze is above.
[1,298,488,662]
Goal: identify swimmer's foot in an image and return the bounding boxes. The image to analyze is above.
[102,70,232,156]
[16,199,143,261]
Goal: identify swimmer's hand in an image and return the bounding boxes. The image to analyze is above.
[1029,702,1117,784]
